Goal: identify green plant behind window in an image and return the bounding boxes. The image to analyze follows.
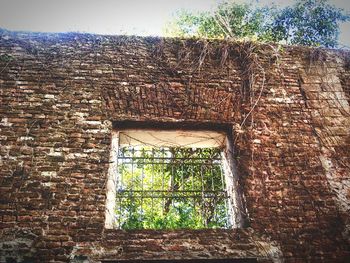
[115,147,231,230]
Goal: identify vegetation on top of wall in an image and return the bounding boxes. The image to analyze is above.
[165,0,350,48]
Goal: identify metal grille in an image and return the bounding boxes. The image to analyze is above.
[115,147,231,229]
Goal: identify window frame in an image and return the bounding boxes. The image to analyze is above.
[105,121,246,230]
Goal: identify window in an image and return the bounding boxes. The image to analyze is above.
[105,122,245,230]
[116,146,229,229]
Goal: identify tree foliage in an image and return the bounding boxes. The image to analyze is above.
[115,147,230,230]
[165,0,349,48]
[272,0,349,47]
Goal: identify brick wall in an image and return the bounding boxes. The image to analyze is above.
[0,30,349,262]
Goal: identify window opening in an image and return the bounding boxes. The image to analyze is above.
[105,125,246,230]
[115,145,231,230]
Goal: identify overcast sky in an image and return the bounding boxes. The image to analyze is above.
[0,0,349,47]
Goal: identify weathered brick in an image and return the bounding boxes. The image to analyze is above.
[0,30,349,263]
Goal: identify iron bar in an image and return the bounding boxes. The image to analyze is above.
[116,146,231,229]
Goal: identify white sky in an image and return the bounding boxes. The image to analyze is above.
[0,0,349,47]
